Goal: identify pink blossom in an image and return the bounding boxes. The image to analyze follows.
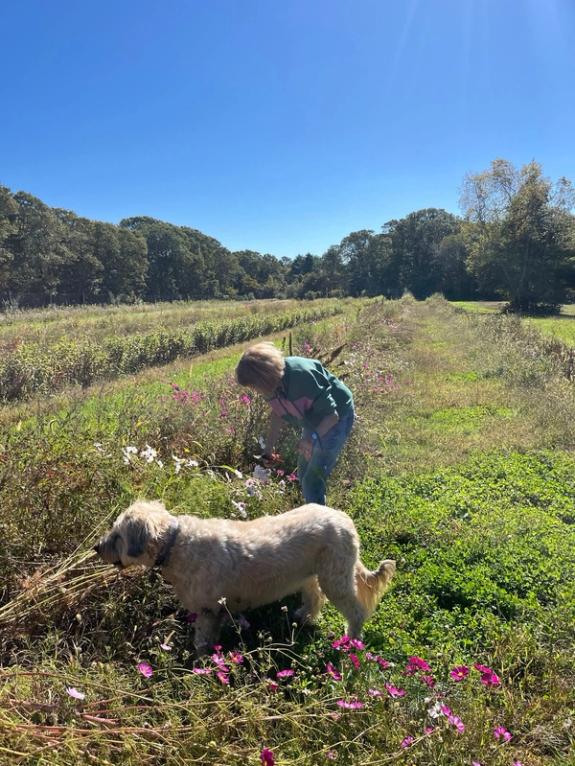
[260,747,275,766]
[216,671,230,685]
[239,393,251,405]
[287,472,298,482]
[266,680,279,692]
[401,736,415,749]
[472,762,482,766]
[336,698,365,710]
[348,653,361,670]
[229,651,244,664]
[326,751,337,760]
[192,667,212,675]
[474,662,501,686]
[277,669,295,679]
[66,687,85,700]
[424,726,435,735]
[160,643,172,651]
[405,656,431,674]
[348,638,365,650]
[384,683,406,698]
[420,674,436,688]
[326,662,342,681]
[450,665,470,682]
[367,688,383,697]
[493,725,512,742]
[137,661,153,678]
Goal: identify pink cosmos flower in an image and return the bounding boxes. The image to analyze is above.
[512,762,524,766]
[326,751,337,760]
[367,688,383,697]
[420,674,436,688]
[348,653,361,670]
[472,762,482,766]
[493,725,512,742]
[450,665,470,682]
[266,680,279,692]
[405,656,431,674]
[229,651,244,664]
[260,747,275,766]
[66,687,85,700]
[160,643,172,651]
[239,394,251,405]
[474,662,501,686]
[384,683,406,698]
[137,662,153,678]
[331,635,351,651]
[216,671,230,685]
[401,736,415,749]
[326,662,342,681]
[287,472,298,482]
[348,638,365,650]
[336,698,365,710]
[424,726,435,735]
[277,669,295,679]
[192,667,212,675]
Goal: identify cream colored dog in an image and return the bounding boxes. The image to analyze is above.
[95,500,395,655]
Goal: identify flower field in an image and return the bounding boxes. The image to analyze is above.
[0,296,574,765]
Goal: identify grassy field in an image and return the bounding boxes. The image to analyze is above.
[452,301,575,347]
[1,296,575,765]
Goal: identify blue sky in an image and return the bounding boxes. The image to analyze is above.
[1,0,573,258]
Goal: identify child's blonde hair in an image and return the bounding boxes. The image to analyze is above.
[236,342,285,393]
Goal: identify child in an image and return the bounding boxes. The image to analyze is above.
[236,342,354,505]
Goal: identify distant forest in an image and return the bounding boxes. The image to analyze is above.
[1,159,574,311]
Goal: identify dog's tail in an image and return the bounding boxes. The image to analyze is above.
[355,560,396,617]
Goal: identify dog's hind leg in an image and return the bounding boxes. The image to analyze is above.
[317,571,368,638]
[294,576,326,625]
[194,610,223,656]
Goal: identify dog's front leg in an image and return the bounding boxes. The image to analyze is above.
[194,609,223,656]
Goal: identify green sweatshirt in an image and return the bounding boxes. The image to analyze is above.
[266,356,354,430]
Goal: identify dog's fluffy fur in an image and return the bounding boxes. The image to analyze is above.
[95,500,395,654]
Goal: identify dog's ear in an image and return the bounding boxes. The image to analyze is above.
[124,516,150,559]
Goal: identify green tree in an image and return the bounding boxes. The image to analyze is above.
[462,160,575,311]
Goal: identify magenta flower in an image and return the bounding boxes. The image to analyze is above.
[192,667,212,675]
[405,656,431,674]
[493,725,512,742]
[424,726,435,735]
[229,651,244,664]
[287,472,298,482]
[331,635,351,651]
[326,662,342,681]
[474,662,501,686]
[512,762,524,766]
[216,671,230,685]
[384,683,406,698]
[239,393,251,405]
[400,736,415,749]
[266,679,279,692]
[66,687,85,700]
[260,747,275,766]
[367,688,383,697]
[472,762,482,766]
[277,668,295,679]
[348,638,365,650]
[137,661,153,678]
[450,665,470,682]
[336,698,365,710]
[420,674,436,688]
[348,653,361,670]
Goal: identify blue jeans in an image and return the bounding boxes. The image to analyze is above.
[298,410,355,505]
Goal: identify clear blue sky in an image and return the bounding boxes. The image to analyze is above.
[1,0,573,258]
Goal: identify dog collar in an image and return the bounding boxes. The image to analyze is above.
[153,519,180,568]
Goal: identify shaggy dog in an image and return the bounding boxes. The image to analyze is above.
[95,500,396,654]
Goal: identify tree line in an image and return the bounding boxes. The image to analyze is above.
[1,159,574,311]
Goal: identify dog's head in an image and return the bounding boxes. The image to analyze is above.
[94,500,173,569]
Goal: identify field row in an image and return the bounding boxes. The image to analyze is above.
[0,301,353,402]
